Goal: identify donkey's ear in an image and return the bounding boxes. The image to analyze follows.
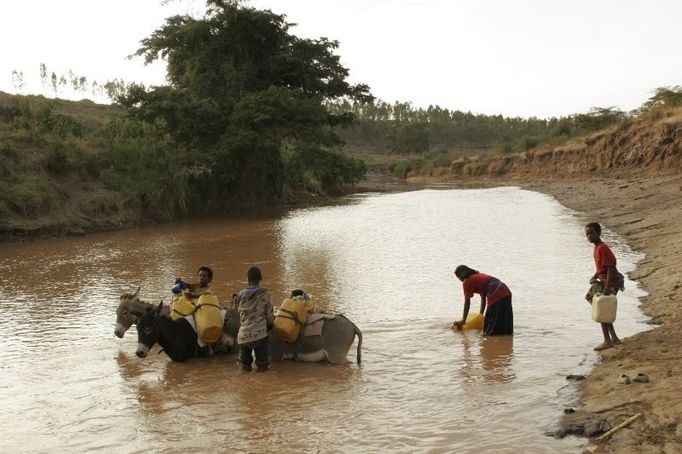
[155,302,164,314]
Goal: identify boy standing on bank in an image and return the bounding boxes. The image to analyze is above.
[585,222,625,351]
[236,266,274,372]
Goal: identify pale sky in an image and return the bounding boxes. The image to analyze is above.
[1,0,681,118]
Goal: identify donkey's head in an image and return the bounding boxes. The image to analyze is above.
[135,302,164,358]
[115,286,141,338]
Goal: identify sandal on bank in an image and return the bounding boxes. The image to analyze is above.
[617,374,631,385]
[632,372,650,383]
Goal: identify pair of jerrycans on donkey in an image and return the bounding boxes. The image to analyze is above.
[274,296,315,343]
[591,293,618,324]
[171,293,223,343]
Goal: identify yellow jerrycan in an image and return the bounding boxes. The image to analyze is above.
[274,297,308,343]
[592,293,617,323]
[452,312,485,331]
[171,294,196,320]
[195,294,224,343]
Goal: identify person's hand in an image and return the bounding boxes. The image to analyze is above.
[602,288,611,296]
[452,320,464,330]
[186,292,198,299]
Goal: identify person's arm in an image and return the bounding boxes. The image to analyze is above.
[603,266,614,295]
[265,291,274,327]
[479,293,487,314]
[589,272,600,284]
[184,282,205,299]
[453,297,471,330]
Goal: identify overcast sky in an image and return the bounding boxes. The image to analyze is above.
[1,0,681,118]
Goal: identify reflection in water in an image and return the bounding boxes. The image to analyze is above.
[457,333,515,385]
[480,336,515,383]
[0,188,648,452]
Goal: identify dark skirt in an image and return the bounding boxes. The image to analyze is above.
[484,295,513,336]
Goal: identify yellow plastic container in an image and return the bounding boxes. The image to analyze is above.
[171,294,196,320]
[452,312,485,331]
[195,294,224,343]
[592,294,617,323]
[274,297,309,343]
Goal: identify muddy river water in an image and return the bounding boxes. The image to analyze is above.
[0,187,648,453]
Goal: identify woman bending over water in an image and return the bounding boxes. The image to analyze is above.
[452,265,513,336]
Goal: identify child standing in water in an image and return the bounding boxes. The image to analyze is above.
[236,266,274,372]
[585,222,625,351]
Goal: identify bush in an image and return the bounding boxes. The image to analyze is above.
[389,159,423,179]
[283,147,366,194]
[45,145,72,174]
[519,136,539,150]
[2,178,58,218]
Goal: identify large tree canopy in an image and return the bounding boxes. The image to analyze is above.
[118,1,371,207]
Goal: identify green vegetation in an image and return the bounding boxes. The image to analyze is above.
[2,1,681,230]
[0,1,371,227]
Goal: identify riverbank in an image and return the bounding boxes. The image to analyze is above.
[409,171,681,452]
[531,174,682,453]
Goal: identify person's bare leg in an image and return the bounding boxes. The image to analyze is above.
[608,324,621,344]
[594,323,613,351]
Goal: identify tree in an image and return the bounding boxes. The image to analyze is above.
[119,1,371,204]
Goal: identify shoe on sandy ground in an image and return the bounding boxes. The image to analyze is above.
[617,374,631,385]
[632,372,650,383]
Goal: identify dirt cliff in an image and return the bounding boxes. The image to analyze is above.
[425,108,682,180]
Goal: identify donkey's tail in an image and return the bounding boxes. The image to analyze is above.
[349,318,363,364]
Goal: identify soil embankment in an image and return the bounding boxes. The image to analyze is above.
[408,109,682,452]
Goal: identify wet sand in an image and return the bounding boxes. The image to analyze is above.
[526,174,682,453]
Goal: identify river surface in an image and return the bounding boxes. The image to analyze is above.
[0,187,648,453]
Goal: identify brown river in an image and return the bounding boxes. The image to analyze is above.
[0,187,648,453]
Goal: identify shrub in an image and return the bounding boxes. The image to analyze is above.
[283,147,366,194]
[519,136,539,150]
[4,179,58,218]
[45,145,72,174]
[389,159,423,179]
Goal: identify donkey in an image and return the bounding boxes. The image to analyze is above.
[114,287,169,338]
[135,302,200,362]
[136,302,363,364]
[270,315,363,364]
[116,288,240,354]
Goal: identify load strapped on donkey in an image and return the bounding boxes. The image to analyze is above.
[171,281,224,344]
[274,290,316,342]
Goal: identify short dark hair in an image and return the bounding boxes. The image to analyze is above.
[197,266,213,280]
[247,266,262,283]
[585,222,602,235]
[291,289,305,297]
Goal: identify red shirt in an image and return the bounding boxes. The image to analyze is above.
[593,243,617,274]
[462,273,511,306]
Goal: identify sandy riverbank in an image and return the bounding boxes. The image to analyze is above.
[409,172,681,452]
[527,174,682,453]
